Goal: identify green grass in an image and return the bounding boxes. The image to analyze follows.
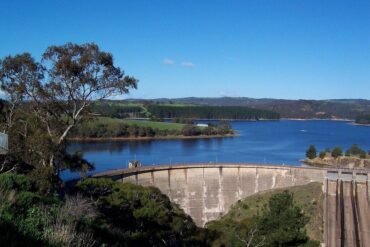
[85,117,186,131]
[207,182,324,244]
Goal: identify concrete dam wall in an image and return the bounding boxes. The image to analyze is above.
[95,164,327,226]
[96,164,370,246]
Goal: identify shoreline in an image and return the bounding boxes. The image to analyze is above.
[280,118,353,121]
[128,117,355,121]
[69,133,237,142]
[349,122,370,127]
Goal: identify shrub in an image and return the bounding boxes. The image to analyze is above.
[319,151,326,159]
[182,125,201,136]
[331,147,343,158]
[0,173,32,192]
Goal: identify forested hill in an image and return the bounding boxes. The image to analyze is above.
[146,105,280,120]
[135,97,370,119]
[90,101,280,120]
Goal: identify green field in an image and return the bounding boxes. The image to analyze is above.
[207,182,323,245]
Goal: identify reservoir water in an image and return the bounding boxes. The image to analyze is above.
[63,120,370,180]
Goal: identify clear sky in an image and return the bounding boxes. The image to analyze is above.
[0,0,369,100]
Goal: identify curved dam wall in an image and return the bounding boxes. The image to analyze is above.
[95,164,327,226]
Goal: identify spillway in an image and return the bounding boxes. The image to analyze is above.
[325,171,370,247]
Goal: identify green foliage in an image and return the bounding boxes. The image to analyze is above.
[91,101,145,118]
[319,151,326,159]
[355,114,370,125]
[155,97,370,119]
[76,178,213,246]
[331,147,343,158]
[146,104,280,120]
[72,117,186,138]
[0,173,32,191]
[345,144,367,158]
[0,219,45,247]
[256,191,314,246]
[0,173,213,246]
[208,184,323,247]
[182,125,202,136]
[306,145,317,159]
[0,43,136,189]
[0,173,58,245]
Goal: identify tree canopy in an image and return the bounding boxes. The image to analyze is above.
[306,145,317,159]
[0,43,137,190]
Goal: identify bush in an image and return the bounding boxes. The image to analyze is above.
[0,173,32,192]
[202,126,216,135]
[319,151,326,159]
[331,147,343,158]
[182,125,202,136]
[346,144,366,158]
[76,178,210,246]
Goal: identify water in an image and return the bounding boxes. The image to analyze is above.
[62,120,370,180]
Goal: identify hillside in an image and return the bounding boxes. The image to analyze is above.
[207,182,323,246]
[133,97,370,119]
[91,100,280,120]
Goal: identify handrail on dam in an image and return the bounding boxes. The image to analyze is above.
[93,163,319,179]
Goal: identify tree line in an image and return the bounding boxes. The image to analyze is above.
[146,105,280,120]
[355,114,370,125]
[306,144,369,160]
[89,102,281,120]
[91,102,145,118]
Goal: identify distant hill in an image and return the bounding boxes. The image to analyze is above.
[127,97,370,119]
[91,100,280,120]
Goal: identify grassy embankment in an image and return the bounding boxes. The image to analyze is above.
[207,182,323,246]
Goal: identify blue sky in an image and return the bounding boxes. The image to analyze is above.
[0,0,369,100]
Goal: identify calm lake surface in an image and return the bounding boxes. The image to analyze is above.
[62,120,370,180]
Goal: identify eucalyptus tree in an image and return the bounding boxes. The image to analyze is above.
[0,43,137,188]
